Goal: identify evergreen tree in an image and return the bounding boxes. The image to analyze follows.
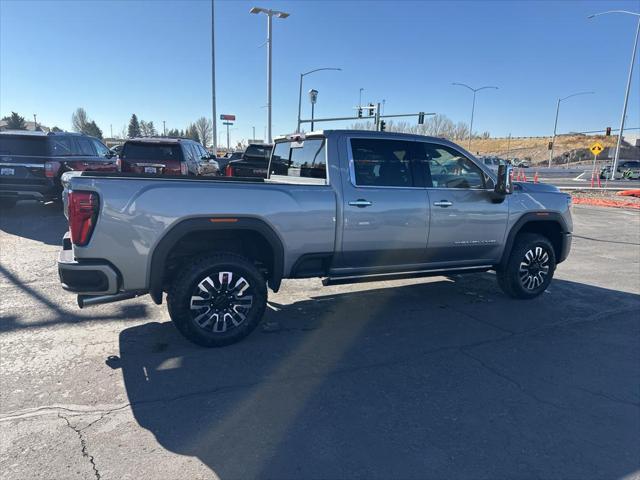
[2,112,27,130]
[84,121,103,139]
[128,114,141,138]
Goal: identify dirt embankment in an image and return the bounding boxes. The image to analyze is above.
[470,134,621,165]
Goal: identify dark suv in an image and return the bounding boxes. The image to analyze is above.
[118,138,219,176]
[0,131,117,207]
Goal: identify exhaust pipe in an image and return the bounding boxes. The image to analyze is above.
[77,292,139,308]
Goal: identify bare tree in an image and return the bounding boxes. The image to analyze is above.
[453,122,470,140]
[194,117,213,147]
[71,108,89,133]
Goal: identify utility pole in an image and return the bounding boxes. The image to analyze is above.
[252,126,256,140]
[223,121,233,150]
[211,0,218,153]
[162,121,166,136]
[33,114,37,130]
[110,124,113,138]
[359,88,364,108]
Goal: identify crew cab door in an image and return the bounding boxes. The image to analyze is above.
[337,137,430,270]
[424,143,508,264]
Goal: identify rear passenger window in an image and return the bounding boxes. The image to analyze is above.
[350,138,418,187]
[49,137,74,156]
[76,137,96,156]
[269,138,327,185]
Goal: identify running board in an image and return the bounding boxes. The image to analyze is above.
[322,266,492,287]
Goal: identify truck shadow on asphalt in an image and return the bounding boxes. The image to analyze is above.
[112,275,640,479]
[0,201,67,245]
[0,263,148,332]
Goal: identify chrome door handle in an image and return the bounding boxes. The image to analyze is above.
[433,200,453,207]
[348,199,373,208]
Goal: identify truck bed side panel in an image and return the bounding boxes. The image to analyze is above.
[70,178,336,291]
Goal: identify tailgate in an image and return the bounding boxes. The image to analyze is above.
[0,156,48,187]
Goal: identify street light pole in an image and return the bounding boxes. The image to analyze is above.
[250,6,289,144]
[359,88,364,108]
[589,10,640,180]
[33,114,37,130]
[452,83,498,151]
[162,120,166,136]
[549,91,595,167]
[296,67,341,132]
[211,0,218,154]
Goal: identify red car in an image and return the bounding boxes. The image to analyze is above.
[118,138,219,176]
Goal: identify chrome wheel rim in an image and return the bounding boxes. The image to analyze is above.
[519,246,550,291]
[189,271,254,333]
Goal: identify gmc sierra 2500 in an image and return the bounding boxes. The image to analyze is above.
[58,130,572,347]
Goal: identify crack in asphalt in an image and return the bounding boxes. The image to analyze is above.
[58,413,101,480]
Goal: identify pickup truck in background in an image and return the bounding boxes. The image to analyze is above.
[0,130,118,207]
[58,130,572,347]
[223,143,274,177]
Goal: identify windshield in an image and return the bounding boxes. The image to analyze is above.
[122,142,183,162]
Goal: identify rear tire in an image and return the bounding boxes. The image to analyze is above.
[497,233,556,299]
[167,253,267,347]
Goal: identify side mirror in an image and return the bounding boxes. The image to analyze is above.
[491,164,513,202]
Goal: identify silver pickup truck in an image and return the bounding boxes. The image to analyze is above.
[58,130,572,347]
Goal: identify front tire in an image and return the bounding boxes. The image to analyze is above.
[167,253,267,347]
[497,233,556,299]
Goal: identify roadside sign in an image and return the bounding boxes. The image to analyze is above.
[222,121,233,126]
[590,142,604,156]
[220,114,236,121]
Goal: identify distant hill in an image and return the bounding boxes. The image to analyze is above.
[468,134,632,165]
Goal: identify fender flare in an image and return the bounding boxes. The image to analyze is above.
[499,212,569,267]
[148,217,284,304]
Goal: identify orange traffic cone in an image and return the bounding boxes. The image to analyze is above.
[590,170,595,188]
[523,171,528,182]
[534,171,539,183]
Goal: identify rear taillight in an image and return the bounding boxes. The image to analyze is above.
[68,191,99,246]
[225,164,233,177]
[45,161,61,178]
[180,162,188,175]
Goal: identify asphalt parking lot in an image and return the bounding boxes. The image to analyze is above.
[1,202,639,480]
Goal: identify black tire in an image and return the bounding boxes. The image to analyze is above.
[496,233,556,299]
[167,253,267,347]
[0,198,17,210]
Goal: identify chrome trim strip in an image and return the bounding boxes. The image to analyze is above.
[0,162,44,168]
[327,264,493,281]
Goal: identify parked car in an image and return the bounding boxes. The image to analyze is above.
[118,138,219,176]
[224,143,274,177]
[58,130,572,348]
[600,160,640,180]
[110,144,123,156]
[0,130,117,207]
[512,158,530,168]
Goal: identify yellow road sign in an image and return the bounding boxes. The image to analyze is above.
[590,142,604,156]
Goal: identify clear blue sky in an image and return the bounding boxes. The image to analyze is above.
[1,0,639,145]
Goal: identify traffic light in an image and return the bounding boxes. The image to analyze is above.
[606,127,611,136]
[380,120,386,131]
[368,103,375,116]
[357,108,362,118]
[418,112,425,124]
